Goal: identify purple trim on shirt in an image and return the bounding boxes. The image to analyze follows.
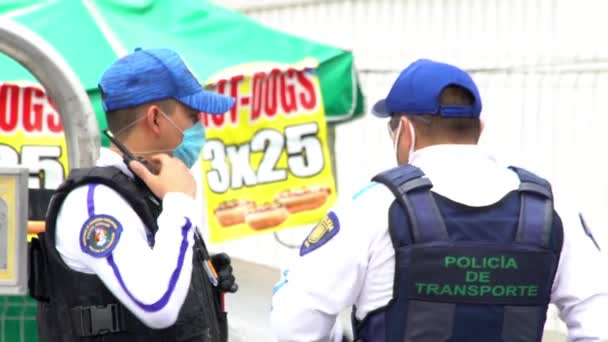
[106,217,192,312]
[87,184,98,216]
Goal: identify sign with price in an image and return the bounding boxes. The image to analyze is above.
[201,64,337,243]
[0,82,68,191]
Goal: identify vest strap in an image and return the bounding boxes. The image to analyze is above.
[510,167,554,248]
[373,164,448,243]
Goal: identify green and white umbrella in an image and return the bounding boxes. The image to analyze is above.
[0,0,365,148]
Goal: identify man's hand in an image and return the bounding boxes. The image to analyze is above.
[129,154,196,199]
[211,253,238,293]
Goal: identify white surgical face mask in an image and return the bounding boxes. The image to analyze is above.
[392,118,416,165]
[407,120,416,163]
[392,119,403,164]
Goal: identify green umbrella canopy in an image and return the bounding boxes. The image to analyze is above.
[0,0,364,146]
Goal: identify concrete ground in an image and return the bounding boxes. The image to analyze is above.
[227,258,567,342]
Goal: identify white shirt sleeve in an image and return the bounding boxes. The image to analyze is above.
[270,185,383,342]
[550,199,608,341]
[55,183,198,329]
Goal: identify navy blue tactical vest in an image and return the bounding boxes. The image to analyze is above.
[352,165,563,342]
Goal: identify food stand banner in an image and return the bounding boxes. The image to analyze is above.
[0,82,68,191]
[202,65,337,243]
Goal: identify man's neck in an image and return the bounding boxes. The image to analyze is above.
[109,145,125,157]
[109,136,142,157]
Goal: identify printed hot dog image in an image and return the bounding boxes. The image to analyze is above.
[214,199,255,227]
[274,186,332,213]
[245,202,289,230]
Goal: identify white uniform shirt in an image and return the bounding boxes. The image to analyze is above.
[271,144,608,342]
[55,147,200,329]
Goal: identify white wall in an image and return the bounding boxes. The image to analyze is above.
[211,0,607,267]
[207,0,608,335]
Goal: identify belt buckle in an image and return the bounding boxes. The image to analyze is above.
[75,304,123,336]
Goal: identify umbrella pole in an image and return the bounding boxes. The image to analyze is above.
[0,20,101,237]
[0,19,100,170]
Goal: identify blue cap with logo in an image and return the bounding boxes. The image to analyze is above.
[99,48,235,114]
[372,59,482,118]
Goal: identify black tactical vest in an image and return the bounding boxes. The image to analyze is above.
[29,166,227,342]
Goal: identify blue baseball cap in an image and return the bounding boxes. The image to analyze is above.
[99,48,235,114]
[372,59,482,118]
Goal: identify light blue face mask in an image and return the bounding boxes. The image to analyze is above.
[158,110,206,169]
[117,110,206,169]
[172,121,206,168]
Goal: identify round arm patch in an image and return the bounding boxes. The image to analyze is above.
[300,211,340,256]
[80,214,123,258]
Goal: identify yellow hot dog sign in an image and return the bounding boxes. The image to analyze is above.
[201,64,337,243]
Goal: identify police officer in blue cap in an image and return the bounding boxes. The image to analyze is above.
[270,59,608,341]
[29,48,237,342]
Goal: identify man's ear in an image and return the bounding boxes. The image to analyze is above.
[400,116,413,148]
[144,105,162,135]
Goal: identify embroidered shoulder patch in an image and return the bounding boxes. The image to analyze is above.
[300,212,340,256]
[80,214,123,258]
